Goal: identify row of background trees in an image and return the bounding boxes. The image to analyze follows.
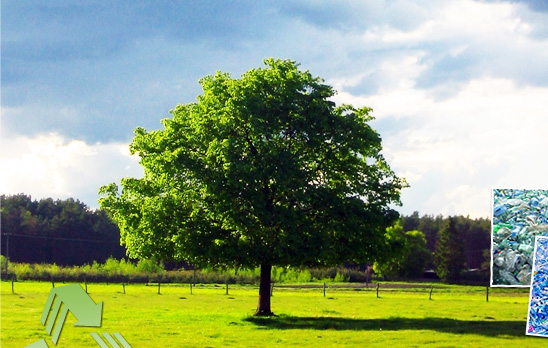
[373,213,490,282]
[1,194,490,282]
[1,194,125,266]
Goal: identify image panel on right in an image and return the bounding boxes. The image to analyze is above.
[491,189,548,286]
[526,236,548,337]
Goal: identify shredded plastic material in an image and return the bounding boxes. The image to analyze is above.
[492,189,548,286]
[526,236,548,337]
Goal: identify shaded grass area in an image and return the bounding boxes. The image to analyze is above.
[245,315,524,337]
[0,281,541,348]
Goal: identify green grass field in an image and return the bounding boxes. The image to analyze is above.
[0,281,542,348]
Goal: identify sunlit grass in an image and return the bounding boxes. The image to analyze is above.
[0,281,540,347]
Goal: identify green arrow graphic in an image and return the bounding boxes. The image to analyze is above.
[91,333,133,348]
[24,339,49,348]
[40,284,103,345]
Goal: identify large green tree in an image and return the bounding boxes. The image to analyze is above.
[99,59,406,315]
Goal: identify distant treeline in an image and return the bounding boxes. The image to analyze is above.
[1,194,491,273]
[1,194,125,266]
[401,212,490,270]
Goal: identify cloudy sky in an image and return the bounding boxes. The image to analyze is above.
[2,0,548,218]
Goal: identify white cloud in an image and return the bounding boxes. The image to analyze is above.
[362,77,548,218]
[321,0,548,95]
[362,0,524,44]
[315,0,548,218]
[3,0,548,219]
[0,133,143,208]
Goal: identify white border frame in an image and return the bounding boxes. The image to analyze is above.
[490,188,548,288]
[525,235,548,337]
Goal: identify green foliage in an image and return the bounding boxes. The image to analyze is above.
[398,230,431,278]
[5,259,384,285]
[0,254,7,272]
[99,58,406,271]
[434,217,467,282]
[136,259,164,274]
[296,269,313,283]
[400,212,490,270]
[481,248,491,270]
[373,221,408,279]
[333,271,346,282]
[102,257,123,276]
[373,222,431,280]
[0,194,124,265]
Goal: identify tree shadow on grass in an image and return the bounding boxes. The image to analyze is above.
[244,315,524,337]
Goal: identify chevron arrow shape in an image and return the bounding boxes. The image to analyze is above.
[24,339,49,348]
[40,284,103,345]
[91,333,133,348]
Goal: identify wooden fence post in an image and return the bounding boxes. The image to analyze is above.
[158,280,161,295]
[123,283,126,294]
[226,281,229,295]
[376,283,380,298]
[323,282,326,297]
[11,277,15,294]
[429,285,433,300]
[486,286,489,302]
[190,283,193,295]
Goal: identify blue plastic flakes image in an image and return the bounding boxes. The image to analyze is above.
[526,236,548,337]
[491,189,548,286]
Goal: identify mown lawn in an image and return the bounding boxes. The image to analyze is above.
[0,281,541,347]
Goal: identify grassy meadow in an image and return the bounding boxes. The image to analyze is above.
[0,281,541,348]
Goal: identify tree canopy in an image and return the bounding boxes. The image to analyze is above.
[99,58,406,314]
[434,217,467,282]
[373,221,431,279]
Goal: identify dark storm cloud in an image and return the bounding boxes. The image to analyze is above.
[1,0,284,142]
[481,0,548,12]
[2,0,548,143]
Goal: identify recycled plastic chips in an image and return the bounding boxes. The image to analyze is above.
[526,236,548,337]
[492,189,548,286]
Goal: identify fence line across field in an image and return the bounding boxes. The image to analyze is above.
[3,279,523,302]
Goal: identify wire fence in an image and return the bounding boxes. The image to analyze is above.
[1,278,529,302]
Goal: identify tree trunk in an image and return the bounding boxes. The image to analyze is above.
[254,263,273,316]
